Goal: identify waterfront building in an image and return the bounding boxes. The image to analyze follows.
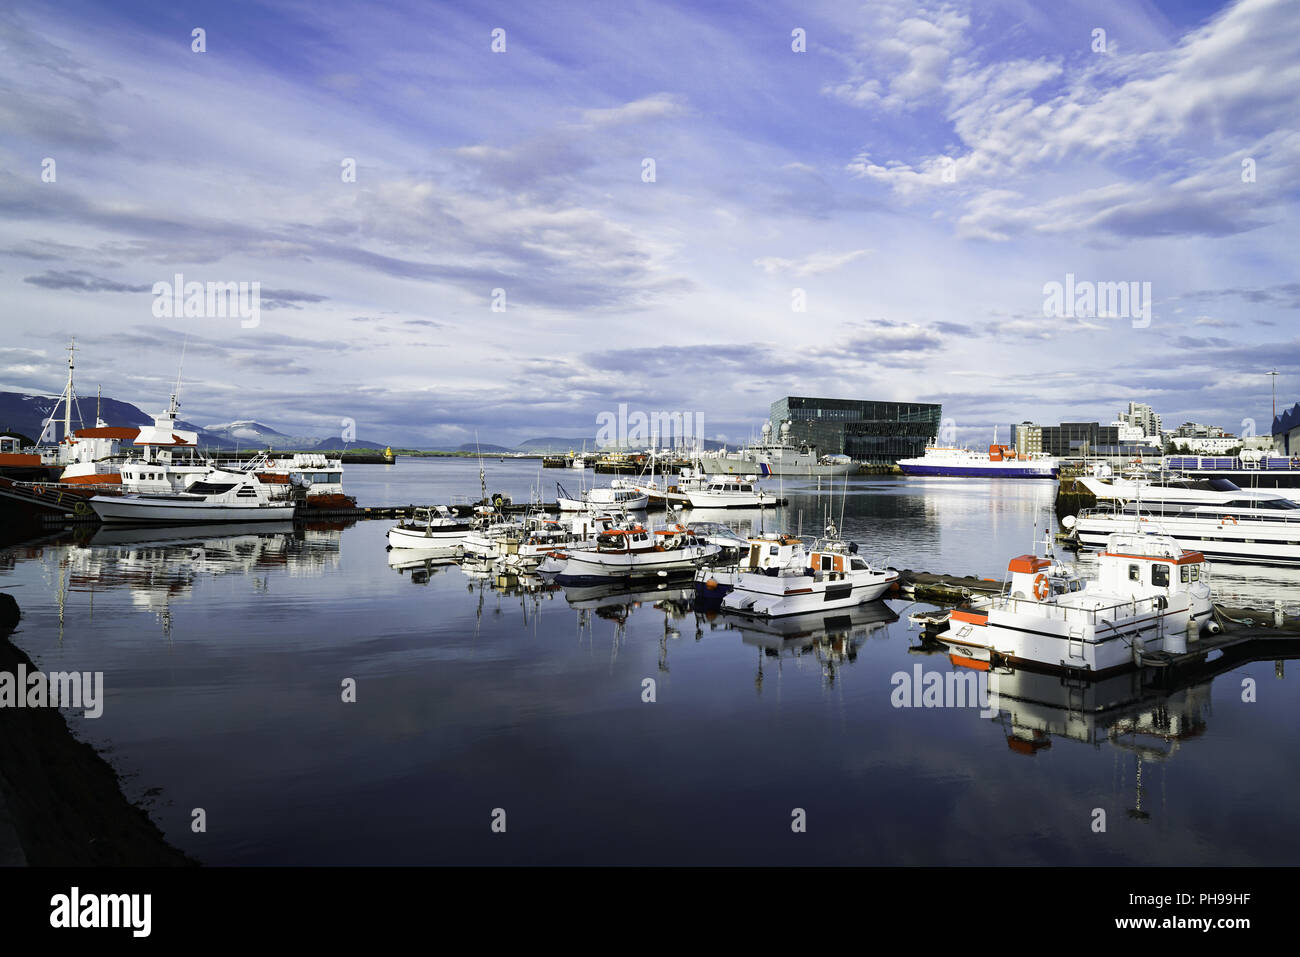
[769,396,942,464]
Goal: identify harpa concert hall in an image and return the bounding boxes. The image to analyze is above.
[770,396,943,464]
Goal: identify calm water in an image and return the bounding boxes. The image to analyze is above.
[1,457,1297,865]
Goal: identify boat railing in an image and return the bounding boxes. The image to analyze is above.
[997,594,1165,625]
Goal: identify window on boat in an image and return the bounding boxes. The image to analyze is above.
[1128,564,1141,581]
[1190,565,1200,581]
[740,485,752,492]
[820,555,833,571]
[1180,565,1190,583]
[1069,580,1081,592]
[850,557,868,570]
[1152,564,1170,587]
[769,545,779,555]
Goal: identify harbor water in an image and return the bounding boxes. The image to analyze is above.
[1,457,1297,864]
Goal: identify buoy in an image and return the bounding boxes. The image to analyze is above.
[705,579,718,590]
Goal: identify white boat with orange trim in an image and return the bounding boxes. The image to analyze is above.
[719,523,897,617]
[932,531,1217,676]
[552,521,720,584]
[693,531,807,606]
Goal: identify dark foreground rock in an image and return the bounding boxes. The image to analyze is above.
[0,594,195,866]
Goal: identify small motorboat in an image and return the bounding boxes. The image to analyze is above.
[387,506,473,548]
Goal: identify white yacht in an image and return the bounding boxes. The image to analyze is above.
[704,421,855,477]
[718,523,897,617]
[932,531,1217,675]
[1077,471,1299,507]
[556,479,648,512]
[1067,493,1300,566]
[684,476,771,509]
[89,472,295,524]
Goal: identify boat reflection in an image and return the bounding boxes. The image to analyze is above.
[40,521,345,635]
[388,545,461,584]
[718,600,900,690]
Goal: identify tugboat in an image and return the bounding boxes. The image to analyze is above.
[931,530,1217,676]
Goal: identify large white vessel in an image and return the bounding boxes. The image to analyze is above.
[703,421,855,477]
[932,531,1216,675]
[556,479,648,512]
[898,445,1059,478]
[1067,491,1300,566]
[89,472,295,524]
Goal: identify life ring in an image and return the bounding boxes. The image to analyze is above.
[492,495,504,508]
[73,500,92,517]
[1032,573,1049,600]
[33,486,44,496]
[1221,515,1237,525]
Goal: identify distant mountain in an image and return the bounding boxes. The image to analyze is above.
[310,435,392,451]
[515,436,598,453]
[455,442,515,453]
[0,391,391,450]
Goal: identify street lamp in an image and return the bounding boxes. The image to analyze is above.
[1268,369,1280,425]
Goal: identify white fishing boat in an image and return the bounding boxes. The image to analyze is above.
[694,531,808,606]
[704,421,855,477]
[932,530,1217,676]
[684,475,770,509]
[552,521,720,583]
[387,506,474,548]
[718,523,897,617]
[89,472,295,524]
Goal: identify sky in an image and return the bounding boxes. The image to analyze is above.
[0,0,1296,448]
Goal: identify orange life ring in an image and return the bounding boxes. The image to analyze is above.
[1221,515,1237,525]
[1032,573,1049,600]
[33,486,44,496]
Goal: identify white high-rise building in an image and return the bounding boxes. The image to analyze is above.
[1116,402,1162,440]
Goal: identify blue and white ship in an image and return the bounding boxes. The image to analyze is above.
[897,445,1060,479]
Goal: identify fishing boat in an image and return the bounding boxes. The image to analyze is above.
[693,531,808,607]
[387,506,474,548]
[704,421,855,477]
[552,521,720,584]
[717,522,897,617]
[89,472,295,524]
[898,445,1059,478]
[493,510,618,568]
[931,530,1217,676]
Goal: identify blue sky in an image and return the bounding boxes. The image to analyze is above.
[1,0,1296,446]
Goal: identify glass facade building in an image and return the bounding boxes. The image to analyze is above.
[1037,422,1120,457]
[770,397,943,464]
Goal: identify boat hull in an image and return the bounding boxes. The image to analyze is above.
[899,464,1057,478]
[721,572,896,617]
[90,495,296,524]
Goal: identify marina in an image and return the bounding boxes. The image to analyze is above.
[4,457,1299,869]
[2,0,1297,917]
